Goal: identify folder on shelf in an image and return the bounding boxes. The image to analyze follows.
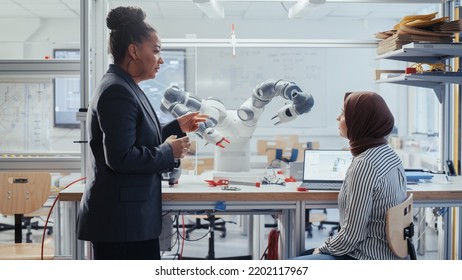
[375,14,461,55]
[377,33,453,55]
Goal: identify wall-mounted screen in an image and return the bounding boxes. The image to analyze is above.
[53,49,80,128]
[53,49,185,127]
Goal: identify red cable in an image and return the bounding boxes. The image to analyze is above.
[267,229,280,260]
[41,177,86,260]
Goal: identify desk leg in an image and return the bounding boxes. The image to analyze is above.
[441,208,452,260]
[278,208,293,259]
[295,201,305,257]
[70,202,85,260]
[417,208,426,256]
[247,215,253,258]
[458,207,462,260]
[54,201,62,256]
[252,215,266,260]
[61,201,85,260]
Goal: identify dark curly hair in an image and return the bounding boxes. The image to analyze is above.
[106,6,156,64]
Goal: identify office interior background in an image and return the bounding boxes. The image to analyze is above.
[0,0,461,260]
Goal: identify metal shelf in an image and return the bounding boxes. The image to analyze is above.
[376,42,462,63]
[376,75,444,102]
[0,153,81,173]
[0,59,80,77]
[376,43,462,102]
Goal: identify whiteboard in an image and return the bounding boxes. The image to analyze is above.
[194,47,377,129]
[0,81,53,152]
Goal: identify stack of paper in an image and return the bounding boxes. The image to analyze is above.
[377,33,453,55]
[431,19,462,32]
[375,13,461,55]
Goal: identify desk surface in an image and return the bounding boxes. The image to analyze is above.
[59,174,462,203]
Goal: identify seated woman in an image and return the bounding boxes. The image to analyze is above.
[292,91,407,260]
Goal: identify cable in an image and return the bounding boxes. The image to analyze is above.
[416,215,436,242]
[266,229,280,260]
[41,177,86,260]
[179,214,185,259]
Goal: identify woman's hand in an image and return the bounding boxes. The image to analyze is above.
[165,135,191,159]
[313,248,320,255]
[177,112,208,133]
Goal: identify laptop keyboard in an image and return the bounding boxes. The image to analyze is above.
[299,182,342,190]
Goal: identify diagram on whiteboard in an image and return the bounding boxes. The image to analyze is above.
[0,81,53,152]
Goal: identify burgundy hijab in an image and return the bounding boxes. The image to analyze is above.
[343,91,394,156]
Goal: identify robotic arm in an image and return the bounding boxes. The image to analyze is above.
[238,79,314,125]
[161,79,314,149]
[161,85,230,147]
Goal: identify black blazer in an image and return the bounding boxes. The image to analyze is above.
[77,64,185,242]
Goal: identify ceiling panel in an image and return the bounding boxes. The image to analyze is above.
[0,0,35,17]
[0,0,440,21]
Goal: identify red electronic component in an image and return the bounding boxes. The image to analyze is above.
[285,177,296,182]
[297,187,308,192]
[204,179,229,187]
[405,67,417,74]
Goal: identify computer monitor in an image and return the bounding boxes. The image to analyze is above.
[53,49,80,128]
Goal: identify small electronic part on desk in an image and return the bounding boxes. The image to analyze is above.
[221,185,240,191]
[261,167,286,186]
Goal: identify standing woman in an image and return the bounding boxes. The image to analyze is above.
[293,91,407,260]
[77,6,206,260]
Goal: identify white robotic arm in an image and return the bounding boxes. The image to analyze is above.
[162,80,314,146]
[238,79,314,125]
[161,86,230,147]
[161,80,314,172]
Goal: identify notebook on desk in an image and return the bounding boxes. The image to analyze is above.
[299,149,353,190]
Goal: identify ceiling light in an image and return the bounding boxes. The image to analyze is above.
[193,0,225,19]
[288,0,326,19]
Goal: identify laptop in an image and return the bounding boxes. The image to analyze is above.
[299,149,353,190]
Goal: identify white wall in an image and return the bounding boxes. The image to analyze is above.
[25,18,80,59]
[0,18,41,59]
[151,18,398,41]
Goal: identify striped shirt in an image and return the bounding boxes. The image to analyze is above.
[318,144,407,260]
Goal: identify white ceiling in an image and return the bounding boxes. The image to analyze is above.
[0,0,439,21]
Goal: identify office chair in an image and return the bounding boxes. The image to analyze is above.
[305,209,327,238]
[181,212,251,260]
[319,219,340,237]
[185,214,226,240]
[0,172,54,260]
[386,193,417,260]
[305,209,340,238]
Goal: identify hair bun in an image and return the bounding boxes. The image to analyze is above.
[106,6,146,30]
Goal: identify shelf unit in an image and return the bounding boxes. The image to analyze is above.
[0,60,81,173]
[375,43,462,103]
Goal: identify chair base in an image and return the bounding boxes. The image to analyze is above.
[181,215,252,260]
[185,217,226,239]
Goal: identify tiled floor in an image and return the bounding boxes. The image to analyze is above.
[0,208,443,260]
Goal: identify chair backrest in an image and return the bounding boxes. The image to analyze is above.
[0,172,51,215]
[386,193,414,258]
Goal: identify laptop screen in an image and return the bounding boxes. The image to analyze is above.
[302,150,353,182]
